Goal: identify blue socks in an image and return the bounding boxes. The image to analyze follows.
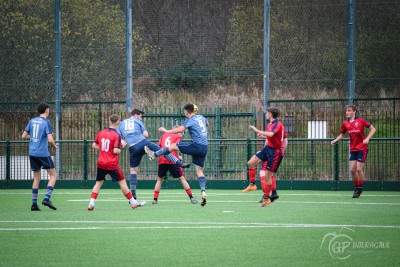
[32,188,38,204]
[198,176,206,191]
[164,154,183,166]
[44,186,54,201]
[130,174,137,196]
[155,147,170,157]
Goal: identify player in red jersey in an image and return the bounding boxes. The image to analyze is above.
[152,128,198,204]
[258,129,288,203]
[248,107,285,207]
[242,123,288,203]
[331,105,376,198]
[87,114,146,210]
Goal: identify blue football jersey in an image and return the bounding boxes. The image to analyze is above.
[182,114,208,145]
[24,117,53,157]
[117,118,147,146]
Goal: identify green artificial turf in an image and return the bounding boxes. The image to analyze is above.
[0,189,399,267]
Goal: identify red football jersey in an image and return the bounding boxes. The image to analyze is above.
[340,117,371,151]
[158,133,182,165]
[264,126,287,155]
[94,128,121,170]
[266,119,285,149]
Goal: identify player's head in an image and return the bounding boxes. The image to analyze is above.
[345,105,357,118]
[183,104,196,117]
[37,103,50,115]
[131,108,144,119]
[266,107,279,119]
[109,114,120,127]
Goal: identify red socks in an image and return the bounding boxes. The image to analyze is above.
[125,192,133,200]
[271,176,276,191]
[260,176,267,192]
[263,185,272,197]
[154,191,160,199]
[91,192,98,199]
[185,189,192,196]
[354,180,364,188]
[248,169,256,184]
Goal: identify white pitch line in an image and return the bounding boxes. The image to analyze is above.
[0,223,399,231]
[1,220,399,229]
[65,199,400,205]
[0,227,101,231]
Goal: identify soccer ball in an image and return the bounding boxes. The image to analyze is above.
[193,104,198,114]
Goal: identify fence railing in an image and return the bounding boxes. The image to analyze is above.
[1,98,398,141]
[1,138,399,182]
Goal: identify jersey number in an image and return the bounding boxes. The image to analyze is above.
[125,120,135,131]
[198,120,207,134]
[164,137,171,147]
[101,138,110,152]
[32,124,40,139]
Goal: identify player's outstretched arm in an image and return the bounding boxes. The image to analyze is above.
[331,133,345,145]
[158,126,186,134]
[250,125,274,137]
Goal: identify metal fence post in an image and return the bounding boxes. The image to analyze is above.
[334,143,339,182]
[83,140,88,181]
[6,141,11,182]
[215,106,222,176]
[246,138,251,180]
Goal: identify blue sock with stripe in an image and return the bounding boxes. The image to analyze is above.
[198,176,206,191]
[130,174,137,197]
[155,147,170,157]
[32,188,38,204]
[44,186,54,201]
[165,154,182,166]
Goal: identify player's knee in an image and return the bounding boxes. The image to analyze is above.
[356,168,363,174]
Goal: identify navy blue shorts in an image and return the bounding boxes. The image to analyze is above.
[128,139,161,168]
[96,167,124,182]
[349,149,368,163]
[255,146,283,173]
[29,156,55,172]
[158,164,184,178]
[177,142,208,168]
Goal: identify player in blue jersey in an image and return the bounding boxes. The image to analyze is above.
[145,104,209,206]
[22,103,58,211]
[118,108,189,200]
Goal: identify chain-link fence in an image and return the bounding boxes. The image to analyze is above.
[1,0,400,108]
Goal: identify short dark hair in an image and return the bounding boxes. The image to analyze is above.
[131,108,144,116]
[346,105,357,113]
[184,104,195,114]
[267,107,279,118]
[37,103,49,114]
[109,114,120,125]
